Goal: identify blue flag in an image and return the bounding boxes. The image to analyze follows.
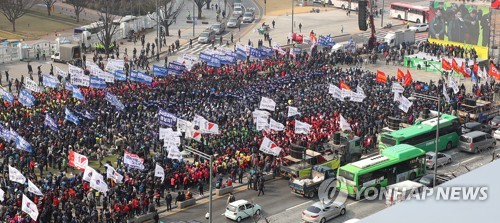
[65,108,80,125]
[65,81,74,91]
[0,87,14,103]
[153,65,168,76]
[207,56,221,68]
[129,70,140,82]
[44,113,58,132]
[199,52,212,63]
[84,110,95,120]
[158,109,177,127]
[16,135,32,153]
[42,74,60,88]
[137,71,153,85]
[72,87,85,101]
[167,62,186,74]
[90,76,107,89]
[18,89,35,107]
[0,124,9,141]
[114,70,127,81]
[105,92,125,111]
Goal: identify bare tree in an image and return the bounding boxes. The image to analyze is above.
[147,0,184,37]
[95,0,121,57]
[0,0,37,32]
[67,0,88,22]
[193,0,208,19]
[42,0,56,16]
[206,0,211,10]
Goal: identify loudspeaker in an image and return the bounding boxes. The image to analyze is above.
[465,98,476,106]
[358,0,368,31]
[387,116,401,130]
[290,143,306,159]
[333,132,341,145]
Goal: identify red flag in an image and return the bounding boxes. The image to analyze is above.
[460,62,470,77]
[403,70,413,86]
[376,70,387,83]
[473,61,479,73]
[490,62,500,80]
[397,68,404,82]
[442,58,452,71]
[339,80,352,91]
[451,58,460,72]
[68,150,88,171]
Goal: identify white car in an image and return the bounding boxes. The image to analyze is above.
[224,200,261,222]
[302,201,346,223]
[425,152,452,169]
[409,23,429,32]
[494,129,500,140]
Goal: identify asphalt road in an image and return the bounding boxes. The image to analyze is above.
[162,143,500,223]
[160,179,311,223]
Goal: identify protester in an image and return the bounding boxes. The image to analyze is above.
[0,37,497,223]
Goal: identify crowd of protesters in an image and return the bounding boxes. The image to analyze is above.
[0,41,498,223]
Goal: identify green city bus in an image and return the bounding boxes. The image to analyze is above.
[336,144,426,198]
[378,114,461,152]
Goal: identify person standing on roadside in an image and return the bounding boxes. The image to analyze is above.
[165,191,173,211]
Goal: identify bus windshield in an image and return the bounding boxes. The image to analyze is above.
[378,114,460,153]
[339,169,355,181]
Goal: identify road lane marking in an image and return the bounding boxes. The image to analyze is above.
[285,201,312,211]
[347,198,367,206]
[451,157,478,166]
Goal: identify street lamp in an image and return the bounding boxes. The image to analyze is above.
[184,146,214,223]
[292,0,295,33]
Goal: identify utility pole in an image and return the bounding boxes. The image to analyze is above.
[185,147,214,223]
[156,0,160,50]
[291,0,294,33]
[193,0,195,37]
[381,0,385,27]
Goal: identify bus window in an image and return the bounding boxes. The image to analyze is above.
[339,169,355,181]
[381,136,397,147]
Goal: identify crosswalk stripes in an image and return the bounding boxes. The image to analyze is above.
[357,29,428,42]
[176,41,227,55]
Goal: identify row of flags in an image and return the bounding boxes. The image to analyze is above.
[376,69,413,87]
[442,57,500,81]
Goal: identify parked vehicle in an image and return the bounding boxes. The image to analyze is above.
[425,152,451,169]
[211,23,226,35]
[494,129,500,140]
[461,122,492,134]
[242,11,255,23]
[418,173,454,188]
[384,30,416,47]
[51,44,81,63]
[408,23,429,32]
[224,200,261,222]
[227,17,241,28]
[198,30,216,44]
[233,5,245,18]
[289,165,337,198]
[458,131,496,153]
[457,99,500,123]
[302,201,346,223]
[490,116,500,129]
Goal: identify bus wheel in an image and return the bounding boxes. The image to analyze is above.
[307,191,315,198]
[446,142,452,151]
[410,172,416,180]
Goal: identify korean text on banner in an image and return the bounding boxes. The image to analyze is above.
[123,151,145,170]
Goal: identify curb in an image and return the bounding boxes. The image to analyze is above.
[156,176,282,216]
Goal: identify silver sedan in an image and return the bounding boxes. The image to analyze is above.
[302,201,346,223]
